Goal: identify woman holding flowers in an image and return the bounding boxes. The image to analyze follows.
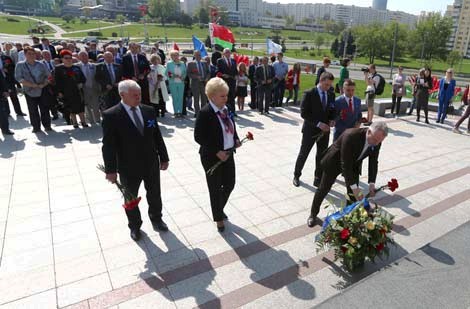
[194,77,241,232]
[165,50,186,118]
[54,49,87,128]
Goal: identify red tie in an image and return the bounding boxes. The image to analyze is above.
[218,109,234,134]
[348,98,353,113]
[227,58,231,69]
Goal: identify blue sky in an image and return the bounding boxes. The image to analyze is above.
[267,0,453,15]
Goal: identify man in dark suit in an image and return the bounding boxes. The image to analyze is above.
[0,71,13,135]
[122,43,151,105]
[102,79,170,241]
[87,42,100,62]
[154,42,166,65]
[216,48,238,115]
[333,79,362,141]
[35,38,58,59]
[95,51,123,110]
[187,50,210,116]
[248,56,259,109]
[293,72,336,188]
[0,54,26,116]
[255,56,275,114]
[116,40,128,59]
[308,122,388,227]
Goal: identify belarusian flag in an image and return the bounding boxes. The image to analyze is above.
[209,23,235,49]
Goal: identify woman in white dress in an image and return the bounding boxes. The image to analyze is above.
[148,54,169,117]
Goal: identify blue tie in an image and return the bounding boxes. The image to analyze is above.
[321,91,327,109]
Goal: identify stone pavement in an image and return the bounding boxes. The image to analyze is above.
[0,96,470,309]
[317,221,470,309]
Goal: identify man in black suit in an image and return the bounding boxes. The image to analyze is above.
[248,56,259,109]
[116,40,127,59]
[87,42,100,62]
[255,56,275,115]
[0,71,13,135]
[154,42,166,65]
[102,79,170,241]
[95,52,122,110]
[122,43,151,105]
[35,38,58,59]
[216,48,238,115]
[0,54,26,116]
[308,122,388,227]
[293,72,336,188]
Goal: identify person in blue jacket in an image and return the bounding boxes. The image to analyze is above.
[333,79,362,141]
[437,69,456,124]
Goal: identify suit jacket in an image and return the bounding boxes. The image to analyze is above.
[438,78,456,102]
[216,57,238,85]
[334,95,362,140]
[321,128,381,188]
[121,53,150,79]
[194,103,239,157]
[102,103,169,177]
[88,50,101,62]
[255,64,275,86]
[300,87,336,136]
[187,60,210,82]
[248,64,257,84]
[0,55,16,86]
[95,62,122,92]
[156,48,166,65]
[77,62,100,92]
[35,44,58,59]
[315,66,326,85]
[116,46,127,58]
[0,71,8,93]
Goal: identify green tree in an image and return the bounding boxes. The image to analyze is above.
[285,15,294,27]
[218,7,229,25]
[352,22,385,64]
[62,14,74,23]
[179,13,193,27]
[148,0,178,26]
[314,34,325,52]
[409,12,452,61]
[196,7,210,24]
[116,14,126,24]
[447,50,462,68]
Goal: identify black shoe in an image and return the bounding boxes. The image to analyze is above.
[223,212,228,220]
[17,113,27,116]
[217,224,225,232]
[32,128,41,133]
[293,176,300,187]
[425,119,429,124]
[152,219,168,232]
[52,115,59,120]
[307,215,319,228]
[435,119,440,123]
[81,122,89,128]
[313,177,321,188]
[130,229,141,241]
[416,118,420,122]
[45,127,53,132]
[2,130,14,135]
[73,124,79,128]
[265,110,270,114]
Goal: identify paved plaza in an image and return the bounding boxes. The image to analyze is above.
[0,96,470,308]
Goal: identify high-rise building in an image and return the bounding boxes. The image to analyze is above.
[445,0,470,57]
[372,0,387,11]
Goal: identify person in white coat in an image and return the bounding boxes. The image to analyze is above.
[148,54,169,117]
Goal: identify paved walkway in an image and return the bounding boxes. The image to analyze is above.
[0,96,469,308]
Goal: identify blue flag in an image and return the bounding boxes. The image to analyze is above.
[192,35,207,57]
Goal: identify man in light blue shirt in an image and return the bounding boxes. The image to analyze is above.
[272,52,288,107]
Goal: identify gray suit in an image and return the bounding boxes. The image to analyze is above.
[78,62,101,123]
[187,60,210,114]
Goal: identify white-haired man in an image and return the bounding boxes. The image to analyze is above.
[78,51,101,124]
[307,121,388,227]
[102,80,170,241]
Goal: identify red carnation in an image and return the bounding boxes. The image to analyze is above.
[340,228,350,240]
[168,71,173,78]
[360,117,368,123]
[387,178,399,192]
[246,131,254,141]
[376,243,385,252]
[341,246,347,253]
[4,59,11,64]
[123,196,141,211]
[67,70,75,77]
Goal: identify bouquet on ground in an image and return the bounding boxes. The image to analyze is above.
[206,132,254,176]
[97,164,141,210]
[316,178,399,271]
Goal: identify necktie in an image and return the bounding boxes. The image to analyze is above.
[130,106,144,135]
[321,91,327,109]
[217,109,234,134]
[348,97,353,113]
[48,62,53,71]
[263,65,267,82]
[85,64,92,87]
[133,55,139,77]
[108,64,115,84]
[227,58,231,69]
[198,61,204,79]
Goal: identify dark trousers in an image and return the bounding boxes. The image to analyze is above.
[258,85,272,112]
[102,88,120,111]
[119,166,163,230]
[201,154,235,222]
[273,79,286,106]
[250,81,257,109]
[225,79,236,114]
[391,94,402,114]
[6,86,24,115]
[454,105,470,130]
[25,93,51,130]
[0,97,10,132]
[138,79,150,105]
[310,168,359,217]
[294,131,329,180]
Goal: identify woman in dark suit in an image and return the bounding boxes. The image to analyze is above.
[194,77,241,232]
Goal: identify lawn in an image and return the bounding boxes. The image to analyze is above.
[35,16,119,32]
[0,15,54,35]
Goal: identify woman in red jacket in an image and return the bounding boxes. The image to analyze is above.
[285,63,301,106]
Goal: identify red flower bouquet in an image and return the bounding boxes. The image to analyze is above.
[67,70,75,78]
[97,164,141,211]
[206,132,254,176]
